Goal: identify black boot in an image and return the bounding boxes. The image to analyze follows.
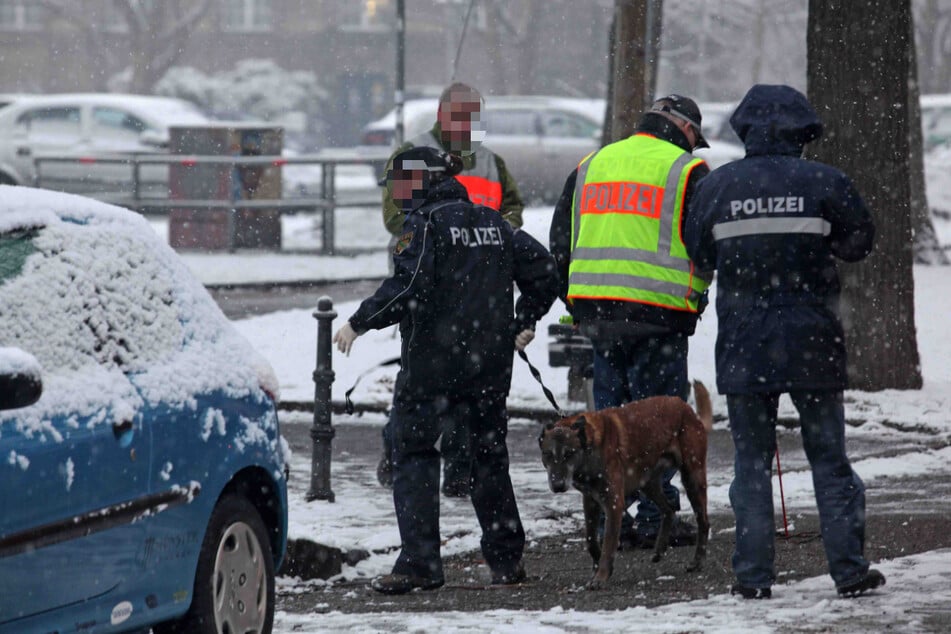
[731,583,772,599]
[837,569,885,597]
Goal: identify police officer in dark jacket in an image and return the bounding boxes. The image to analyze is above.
[684,84,882,599]
[334,146,557,595]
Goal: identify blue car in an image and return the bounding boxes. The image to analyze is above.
[0,187,288,633]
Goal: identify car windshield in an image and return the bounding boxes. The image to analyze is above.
[0,189,278,435]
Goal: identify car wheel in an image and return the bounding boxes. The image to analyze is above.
[156,494,275,634]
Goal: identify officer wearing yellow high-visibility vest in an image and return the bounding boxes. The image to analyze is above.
[549,94,713,548]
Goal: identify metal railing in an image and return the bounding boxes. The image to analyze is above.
[33,148,390,254]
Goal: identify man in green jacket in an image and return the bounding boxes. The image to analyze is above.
[381,82,524,235]
[377,82,525,495]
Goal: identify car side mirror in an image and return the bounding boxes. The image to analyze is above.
[139,129,169,149]
[0,348,43,411]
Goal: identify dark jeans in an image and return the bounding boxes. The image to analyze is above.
[590,331,688,533]
[727,390,869,589]
[389,393,524,581]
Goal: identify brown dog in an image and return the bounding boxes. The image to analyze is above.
[539,381,713,589]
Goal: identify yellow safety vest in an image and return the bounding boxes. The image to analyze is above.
[567,133,710,313]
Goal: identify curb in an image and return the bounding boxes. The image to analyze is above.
[204,275,386,292]
[278,400,573,422]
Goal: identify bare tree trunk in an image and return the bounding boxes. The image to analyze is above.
[484,0,544,95]
[484,4,509,95]
[40,0,214,94]
[917,0,951,94]
[645,0,663,102]
[908,7,950,265]
[807,0,922,391]
[606,0,649,143]
[751,2,765,84]
[601,10,616,147]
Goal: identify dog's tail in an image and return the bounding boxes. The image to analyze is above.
[692,380,714,432]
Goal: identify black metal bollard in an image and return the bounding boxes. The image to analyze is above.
[307,296,337,502]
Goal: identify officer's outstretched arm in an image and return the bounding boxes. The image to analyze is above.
[512,229,559,334]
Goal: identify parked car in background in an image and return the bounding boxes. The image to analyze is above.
[360,96,745,203]
[0,93,209,197]
[360,96,603,203]
[0,187,287,633]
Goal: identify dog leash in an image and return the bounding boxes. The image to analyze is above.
[517,349,568,418]
[775,447,789,538]
[343,357,401,415]
[345,350,568,419]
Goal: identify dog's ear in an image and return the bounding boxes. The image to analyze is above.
[539,421,555,445]
[571,416,587,449]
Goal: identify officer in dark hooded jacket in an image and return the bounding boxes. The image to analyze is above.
[334,146,557,595]
[684,84,882,599]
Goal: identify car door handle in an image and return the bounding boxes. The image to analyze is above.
[16,146,31,157]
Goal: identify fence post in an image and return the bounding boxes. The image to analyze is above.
[307,295,337,502]
[320,161,336,255]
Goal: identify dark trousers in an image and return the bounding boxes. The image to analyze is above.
[727,390,869,589]
[590,331,688,532]
[382,416,471,491]
[389,393,525,581]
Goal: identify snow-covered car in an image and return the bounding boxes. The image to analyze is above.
[0,93,209,198]
[0,187,287,633]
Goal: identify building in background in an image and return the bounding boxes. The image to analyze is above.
[0,0,613,147]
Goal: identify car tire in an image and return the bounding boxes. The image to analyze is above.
[155,494,275,634]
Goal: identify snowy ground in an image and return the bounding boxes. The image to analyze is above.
[158,161,951,632]
[235,263,951,633]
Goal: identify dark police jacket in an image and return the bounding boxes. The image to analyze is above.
[549,114,710,336]
[683,84,875,395]
[349,177,557,400]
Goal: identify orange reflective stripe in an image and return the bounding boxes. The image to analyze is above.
[456,174,503,210]
[578,181,664,218]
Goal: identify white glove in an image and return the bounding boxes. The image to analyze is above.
[333,322,360,356]
[515,328,535,351]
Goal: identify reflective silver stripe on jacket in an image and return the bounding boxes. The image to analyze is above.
[412,131,499,182]
[571,155,592,251]
[656,152,696,257]
[712,217,831,241]
[568,271,690,297]
[571,150,695,269]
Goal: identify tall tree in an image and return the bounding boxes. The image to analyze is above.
[807,0,922,390]
[907,10,950,265]
[40,0,215,94]
[915,0,951,94]
[603,0,660,144]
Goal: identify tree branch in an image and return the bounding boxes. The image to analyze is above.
[36,0,99,34]
[157,0,215,42]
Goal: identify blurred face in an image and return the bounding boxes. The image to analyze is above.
[437,88,483,156]
[389,168,429,211]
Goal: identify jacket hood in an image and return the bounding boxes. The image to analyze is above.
[730,84,823,157]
